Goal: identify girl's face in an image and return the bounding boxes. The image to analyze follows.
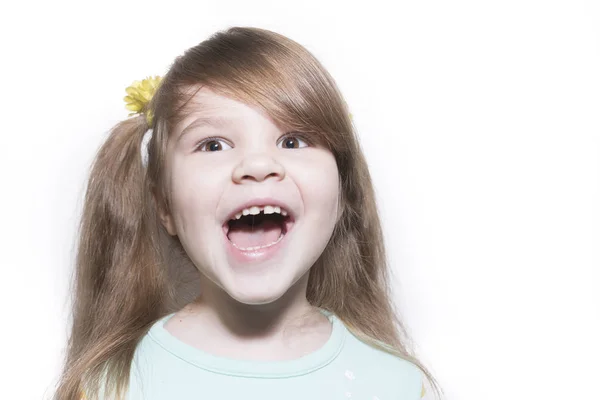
[159,88,340,305]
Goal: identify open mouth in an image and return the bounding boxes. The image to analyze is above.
[223,206,294,251]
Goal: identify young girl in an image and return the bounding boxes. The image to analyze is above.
[54,26,442,400]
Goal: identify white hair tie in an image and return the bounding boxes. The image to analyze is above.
[140,128,153,167]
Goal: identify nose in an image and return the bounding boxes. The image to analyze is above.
[232,153,285,184]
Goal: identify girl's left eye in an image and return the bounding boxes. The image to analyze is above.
[278,134,309,149]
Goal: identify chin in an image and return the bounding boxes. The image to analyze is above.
[224,282,288,306]
[220,267,306,306]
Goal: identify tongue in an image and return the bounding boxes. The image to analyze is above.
[227,219,282,249]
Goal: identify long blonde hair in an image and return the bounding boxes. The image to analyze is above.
[54,26,443,400]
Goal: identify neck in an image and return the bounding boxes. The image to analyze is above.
[191,274,320,338]
[166,274,332,360]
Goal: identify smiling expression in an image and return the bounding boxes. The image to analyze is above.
[158,88,340,305]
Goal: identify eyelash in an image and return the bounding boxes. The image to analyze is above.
[193,133,311,152]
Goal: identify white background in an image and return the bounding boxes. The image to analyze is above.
[1,1,599,399]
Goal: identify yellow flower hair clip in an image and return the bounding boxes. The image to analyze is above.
[124,75,162,126]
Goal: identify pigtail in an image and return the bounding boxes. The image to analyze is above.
[54,116,172,400]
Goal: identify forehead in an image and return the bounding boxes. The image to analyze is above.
[182,87,271,119]
[177,88,241,124]
[175,87,280,136]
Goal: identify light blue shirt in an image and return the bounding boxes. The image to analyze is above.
[120,310,423,399]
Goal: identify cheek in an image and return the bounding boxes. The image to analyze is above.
[297,154,340,214]
[169,162,225,232]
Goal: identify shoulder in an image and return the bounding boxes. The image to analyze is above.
[337,322,426,399]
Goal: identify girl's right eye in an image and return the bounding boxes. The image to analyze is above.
[195,137,232,152]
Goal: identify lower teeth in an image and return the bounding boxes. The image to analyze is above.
[231,232,285,251]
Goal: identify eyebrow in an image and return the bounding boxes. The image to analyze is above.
[177,116,236,142]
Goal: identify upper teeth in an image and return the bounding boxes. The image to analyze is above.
[232,205,288,220]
